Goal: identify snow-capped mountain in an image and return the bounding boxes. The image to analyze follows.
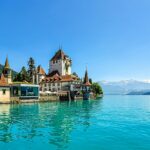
[99,80,150,95]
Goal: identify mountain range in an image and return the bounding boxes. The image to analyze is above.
[99,80,150,95]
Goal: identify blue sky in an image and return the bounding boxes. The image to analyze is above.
[0,0,150,81]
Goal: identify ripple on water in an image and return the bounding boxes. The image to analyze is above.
[0,96,150,150]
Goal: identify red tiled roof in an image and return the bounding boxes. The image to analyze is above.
[84,82,91,86]
[61,75,77,82]
[0,74,9,86]
[37,65,46,75]
[41,74,79,83]
[51,49,66,61]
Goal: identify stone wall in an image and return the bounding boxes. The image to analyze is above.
[39,95,59,102]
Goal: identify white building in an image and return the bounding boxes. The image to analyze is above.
[49,49,72,76]
[0,74,10,103]
[40,49,81,92]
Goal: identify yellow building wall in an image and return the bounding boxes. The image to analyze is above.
[0,87,10,103]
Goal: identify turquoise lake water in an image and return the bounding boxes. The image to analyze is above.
[0,95,150,150]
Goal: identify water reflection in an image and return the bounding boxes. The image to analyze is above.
[0,99,102,149]
[0,104,12,143]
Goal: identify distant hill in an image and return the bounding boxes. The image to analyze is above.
[0,64,4,74]
[0,64,18,80]
[127,90,150,95]
[99,80,150,95]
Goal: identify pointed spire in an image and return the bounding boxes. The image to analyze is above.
[59,44,63,50]
[83,67,91,86]
[4,56,10,69]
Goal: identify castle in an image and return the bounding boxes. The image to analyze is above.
[32,49,91,96]
[35,49,83,93]
[0,49,92,103]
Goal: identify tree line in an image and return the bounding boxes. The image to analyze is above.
[13,57,36,83]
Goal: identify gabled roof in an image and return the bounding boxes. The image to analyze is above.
[37,65,46,75]
[51,49,66,61]
[0,74,9,86]
[61,75,78,82]
[41,73,79,83]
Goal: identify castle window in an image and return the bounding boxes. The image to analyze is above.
[2,89,6,95]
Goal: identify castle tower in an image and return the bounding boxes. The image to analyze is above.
[49,49,72,76]
[82,68,91,100]
[83,68,91,86]
[3,57,12,84]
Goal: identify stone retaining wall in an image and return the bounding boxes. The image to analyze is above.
[39,95,59,102]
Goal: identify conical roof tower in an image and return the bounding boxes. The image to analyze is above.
[3,56,12,84]
[4,56,10,69]
[83,68,91,86]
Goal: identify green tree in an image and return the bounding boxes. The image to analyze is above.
[13,72,22,82]
[89,78,93,84]
[91,82,103,96]
[20,66,30,82]
[73,72,78,77]
[27,57,36,82]
[13,66,30,82]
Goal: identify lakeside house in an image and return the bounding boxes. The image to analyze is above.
[0,57,39,103]
[10,83,39,101]
[0,74,10,103]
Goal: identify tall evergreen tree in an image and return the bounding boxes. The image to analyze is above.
[89,78,93,84]
[13,66,30,82]
[27,57,36,82]
[13,72,22,82]
[20,66,30,82]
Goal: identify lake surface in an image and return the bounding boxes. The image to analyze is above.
[0,95,150,150]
